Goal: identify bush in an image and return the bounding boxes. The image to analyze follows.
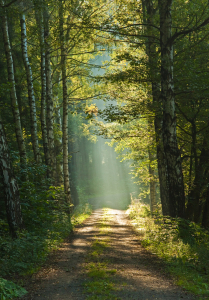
[0,278,27,299]
[127,202,209,296]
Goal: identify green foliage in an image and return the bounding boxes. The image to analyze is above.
[71,203,92,226]
[128,202,209,296]
[0,278,27,300]
[0,165,92,278]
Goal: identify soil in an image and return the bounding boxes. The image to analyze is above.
[18,209,197,300]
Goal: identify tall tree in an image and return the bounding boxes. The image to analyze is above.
[43,1,56,179]
[34,0,49,167]
[1,0,27,176]
[0,116,23,238]
[59,0,72,209]
[142,0,170,215]
[158,0,185,217]
[20,12,42,164]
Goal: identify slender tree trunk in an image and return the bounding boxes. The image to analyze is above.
[20,14,42,164]
[186,137,208,222]
[59,0,72,210]
[148,149,156,214]
[0,116,23,238]
[55,103,64,185]
[202,187,209,228]
[43,3,56,180]
[142,0,170,215]
[34,2,49,167]
[158,0,185,218]
[1,0,27,176]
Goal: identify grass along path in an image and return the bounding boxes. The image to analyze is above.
[83,208,118,299]
[127,202,209,299]
[18,208,198,300]
[83,208,196,300]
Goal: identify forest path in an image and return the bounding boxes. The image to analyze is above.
[21,209,196,300]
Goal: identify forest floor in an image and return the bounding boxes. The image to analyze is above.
[18,209,198,300]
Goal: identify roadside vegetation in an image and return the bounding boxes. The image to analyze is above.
[127,201,209,298]
[0,182,92,300]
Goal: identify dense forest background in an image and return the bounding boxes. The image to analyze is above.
[1,1,209,291]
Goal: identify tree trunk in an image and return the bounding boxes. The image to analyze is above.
[55,103,64,186]
[0,116,23,238]
[34,2,49,167]
[43,3,56,180]
[1,0,27,177]
[148,148,156,214]
[142,0,170,215]
[202,187,209,229]
[59,0,72,210]
[158,0,185,218]
[20,13,42,164]
[186,137,208,222]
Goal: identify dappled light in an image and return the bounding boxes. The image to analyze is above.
[1,0,209,298]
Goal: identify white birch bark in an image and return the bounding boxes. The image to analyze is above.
[1,0,27,175]
[34,2,49,167]
[43,4,56,179]
[0,116,23,238]
[20,13,42,164]
[158,0,185,217]
[148,120,156,214]
[59,0,72,209]
[55,102,64,185]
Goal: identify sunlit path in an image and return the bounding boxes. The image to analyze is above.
[23,209,196,300]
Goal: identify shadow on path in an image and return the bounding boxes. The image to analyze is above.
[20,209,196,300]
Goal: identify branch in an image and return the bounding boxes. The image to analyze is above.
[68,93,108,102]
[171,16,209,43]
[1,0,18,8]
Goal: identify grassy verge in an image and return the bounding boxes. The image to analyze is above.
[83,208,118,300]
[127,202,209,299]
[0,202,92,299]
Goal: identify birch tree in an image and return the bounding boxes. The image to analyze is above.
[43,2,56,179]
[20,12,42,164]
[1,0,27,176]
[59,0,72,209]
[34,0,49,166]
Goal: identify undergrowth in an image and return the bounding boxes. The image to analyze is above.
[0,177,92,300]
[127,202,209,298]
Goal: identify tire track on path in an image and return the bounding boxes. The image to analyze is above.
[20,209,197,300]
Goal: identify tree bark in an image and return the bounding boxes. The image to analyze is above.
[202,187,209,229]
[34,2,49,167]
[59,0,72,210]
[1,0,27,176]
[55,103,64,186]
[0,116,23,238]
[148,148,156,214]
[186,137,209,222]
[158,0,185,218]
[43,3,56,180]
[20,13,42,164]
[142,0,170,215]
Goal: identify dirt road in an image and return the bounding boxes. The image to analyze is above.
[21,209,196,300]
